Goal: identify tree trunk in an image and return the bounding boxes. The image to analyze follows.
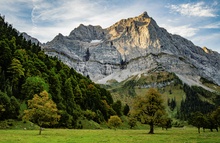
[39,127,42,135]
[149,123,154,134]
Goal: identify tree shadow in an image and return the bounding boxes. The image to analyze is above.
[140,132,169,136]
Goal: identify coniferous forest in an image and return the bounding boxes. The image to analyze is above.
[0,15,117,128]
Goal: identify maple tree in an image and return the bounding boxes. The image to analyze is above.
[23,90,60,135]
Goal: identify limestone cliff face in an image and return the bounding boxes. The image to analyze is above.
[42,12,220,85]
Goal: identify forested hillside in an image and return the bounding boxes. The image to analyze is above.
[0,15,117,128]
[103,70,220,122]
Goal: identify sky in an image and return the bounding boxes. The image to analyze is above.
[0,0,219,53]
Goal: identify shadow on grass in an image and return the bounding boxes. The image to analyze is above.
[140,131,171,136]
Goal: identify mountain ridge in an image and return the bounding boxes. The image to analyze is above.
[38,12,220,86]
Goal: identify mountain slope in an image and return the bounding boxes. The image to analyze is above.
[42,12,220,87]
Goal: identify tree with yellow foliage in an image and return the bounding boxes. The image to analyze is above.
[23,90,60,135]
[131,88,166,134]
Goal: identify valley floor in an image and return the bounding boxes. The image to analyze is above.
[0,127,219,143]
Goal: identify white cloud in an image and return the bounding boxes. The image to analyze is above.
[27,0,113,42]
[168,2,217,17]
[31,0,100,24]
[161,24,198,38]
[30,0,145,27]
[200,22,220,29]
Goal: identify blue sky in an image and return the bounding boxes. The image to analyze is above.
[0,0,219,53]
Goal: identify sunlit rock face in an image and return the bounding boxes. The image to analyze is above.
[42,12,220,85]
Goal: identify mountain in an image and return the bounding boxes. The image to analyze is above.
[20,32,42,46]
[42,12,220,87]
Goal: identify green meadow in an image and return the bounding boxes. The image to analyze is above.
[0,127,219,143]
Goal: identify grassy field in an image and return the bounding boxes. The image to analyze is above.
[0,127,219,143]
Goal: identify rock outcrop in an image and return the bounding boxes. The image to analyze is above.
[42,12,220,85]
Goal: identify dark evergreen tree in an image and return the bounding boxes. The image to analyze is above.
[123,104,130,116]
[0,91,11,120]
[188,112,205,133]
[112,100,122,116]
[9,96,20,119]
[48,70,63,108]
[63,78,76,113]
[0,41,12,71]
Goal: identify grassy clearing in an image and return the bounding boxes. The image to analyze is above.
[0,127,219,143]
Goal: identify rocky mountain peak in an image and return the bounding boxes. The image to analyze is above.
[69,24,105,42]
[105,12,163,58]
[108,11,155,32]
[139,11,150,18]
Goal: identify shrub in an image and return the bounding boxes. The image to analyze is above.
[108,115,122,129]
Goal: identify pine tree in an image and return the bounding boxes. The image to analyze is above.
[0,91,10,120]
[112,100,122,116]
[7,58,25,86]
[123,104,130,116]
